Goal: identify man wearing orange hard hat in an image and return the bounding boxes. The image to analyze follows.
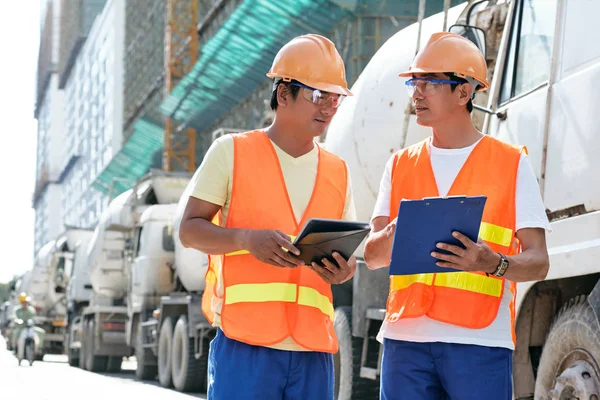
[364,32,550,399]
[180,34,357,399]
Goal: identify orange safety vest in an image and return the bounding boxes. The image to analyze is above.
[387,135,524,334]
[201,130,348,353]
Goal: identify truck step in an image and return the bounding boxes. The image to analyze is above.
[366,308,386,321]
[360,366,379,380]
[141,320,157,328]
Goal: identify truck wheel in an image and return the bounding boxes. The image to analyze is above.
[85,319,108,372]
[172,315,203,392]
[534,295,600,399]
[135,317,157,380]
[107,357,122,373]
[158,316,174,388]
[67,332,78,367]
[79,321,87,369]
[334,306,380,400]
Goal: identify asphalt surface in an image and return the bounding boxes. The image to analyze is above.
[0,337,207,399]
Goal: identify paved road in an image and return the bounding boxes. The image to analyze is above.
[0,337,207,399]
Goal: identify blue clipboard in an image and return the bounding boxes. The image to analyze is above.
[389,196,487,276]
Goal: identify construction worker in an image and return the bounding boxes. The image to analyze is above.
[363,32,551,400]
[11,293,44,352]
[180,34,356,400]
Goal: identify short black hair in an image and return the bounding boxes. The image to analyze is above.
[270,79,301,111]
[445,73,474,113]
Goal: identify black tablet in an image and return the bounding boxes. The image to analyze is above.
[293,218,371,266]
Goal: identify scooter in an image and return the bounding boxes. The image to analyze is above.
[16,319,37,366]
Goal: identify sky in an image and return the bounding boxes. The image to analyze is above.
[0,2,40,282]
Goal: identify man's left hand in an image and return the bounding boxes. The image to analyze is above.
[309,253,357,284]
[431,231,500,273]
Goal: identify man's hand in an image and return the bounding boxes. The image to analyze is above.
[309,253,357,284]
[364,217,396,270]
[243,229,305,268]
[431,231,500,273]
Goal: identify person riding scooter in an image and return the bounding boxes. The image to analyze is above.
[11,293,45,357]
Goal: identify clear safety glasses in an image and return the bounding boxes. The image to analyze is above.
[404,78,463,97]
[290,82,345,108]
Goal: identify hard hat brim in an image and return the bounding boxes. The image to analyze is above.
[267,73,353,96]
[309,81,353,96]
[398,67,490,92]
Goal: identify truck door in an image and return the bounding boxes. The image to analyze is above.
[486,0,558,181]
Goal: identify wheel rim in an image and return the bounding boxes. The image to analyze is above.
[549,349,600,400]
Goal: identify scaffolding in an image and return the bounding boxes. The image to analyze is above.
[123,0,165,136]
[163,0,199,172]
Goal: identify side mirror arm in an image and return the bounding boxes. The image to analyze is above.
[473,104,507,121]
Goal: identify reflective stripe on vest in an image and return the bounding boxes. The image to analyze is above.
[225,282,334,320]
[479,222,513,248]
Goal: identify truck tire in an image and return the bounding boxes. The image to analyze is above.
[107,357,122,373]
[67,332,78,367]
[85,319,108,373]
[79,321,87,369]
[534,295,600,399]
[158,316,174,388]
[135,317,158,380]
[334,306,380,400]
[172,315,204,392]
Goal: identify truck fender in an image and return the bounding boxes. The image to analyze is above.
[587,280,600,328]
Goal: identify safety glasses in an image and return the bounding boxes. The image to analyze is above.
[404,78,463,97]
[290,82,345,108]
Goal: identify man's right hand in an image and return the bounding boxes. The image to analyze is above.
[242,229,304,268]
[364,216,397,270]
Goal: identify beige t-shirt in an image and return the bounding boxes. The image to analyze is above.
[190,133,356,351]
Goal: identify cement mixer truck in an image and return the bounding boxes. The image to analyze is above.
[138,169,216,393]
[325,0,600,399]
[69,171,191,375]
[57,228,95,366]
[25,237,73,357]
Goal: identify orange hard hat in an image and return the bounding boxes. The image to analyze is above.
[267,34,353,96]
[399,32,490,92]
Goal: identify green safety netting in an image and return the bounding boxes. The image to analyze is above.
[159,0,351,129]
[93,0,350,197]
[92,117,163,196]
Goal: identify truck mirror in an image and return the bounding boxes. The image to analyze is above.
[449,24,487,58]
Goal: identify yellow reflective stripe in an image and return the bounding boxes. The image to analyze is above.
[226,249,249,256]
[225,235,297,256]
[225,283,297,305]
[224,283,334,320]
[434,272,503,297]
[298,287,334,320]
[479,222,512,247]
[390,274,434,291]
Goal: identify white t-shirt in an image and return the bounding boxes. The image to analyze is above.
[372,137,551,349]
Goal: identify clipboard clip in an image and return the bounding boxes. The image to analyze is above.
[421,195,470,205]
[422,195,467,200]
